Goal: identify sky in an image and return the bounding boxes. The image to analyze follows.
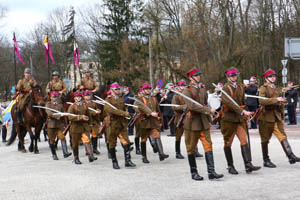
[0,0,101,39]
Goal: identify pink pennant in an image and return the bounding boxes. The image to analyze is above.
[13,35,24,65]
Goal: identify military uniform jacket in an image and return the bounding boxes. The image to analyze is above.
[46,79,67,95]
[84,100,100,125]
[221,82,245,123]
[67,102,91,134]
[45,102,64,129]
[104,95,128,129]
[79,76,98,91]
[16,78,37,95]
[258,83,284,122]
[182,84,211,131]
[134,95,161,129]
[171,94,186,125]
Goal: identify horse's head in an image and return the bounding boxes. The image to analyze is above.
[31,85,45,105]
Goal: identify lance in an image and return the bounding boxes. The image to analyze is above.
[125,103,138,108]
[92,100,105,105]
[245,94,268,100]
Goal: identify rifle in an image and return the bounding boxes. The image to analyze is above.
[176,106,188,128]
[128,113,138,127]
[167,114,175,127]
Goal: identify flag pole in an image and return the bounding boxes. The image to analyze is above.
[47,33,50,82]
[13,32,17,85]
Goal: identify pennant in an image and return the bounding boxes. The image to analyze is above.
[73,41,80,68]
[13,35,24,65]
[43,35,55,66]
[1,100,16,130]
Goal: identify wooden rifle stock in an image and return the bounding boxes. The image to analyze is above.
[128,113,138,127]
[176,107,188,128]
[167,114,175,127]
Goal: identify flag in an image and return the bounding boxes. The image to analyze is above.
[73,41,80,68]
[13,34,24,65]
[43,35,55,66]
[1,100,16,129]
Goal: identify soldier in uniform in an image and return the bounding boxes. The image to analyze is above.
[67,91,97,164]
[45,71,67,102]
[45,92,72,160]
[134,83,169,164]
[78,69,99,93]
[104,83,136,169]
[258,69,300,168]
[83,90,101,155]
[171,80,187,159]
[133,88,143,155]
[16,68,37,123]
[220,67,261,174]
[183,69,223,181]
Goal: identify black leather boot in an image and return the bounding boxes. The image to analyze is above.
[124,144,136,168]
[50,144,58,160]
[106,142,111,159]
[141,142,150,163]
[61,140,72,158]
[85,143,98,162]
[149,136,158,153]
[205,151,224,180]
[155,138,169,161]
[92,137,100,155]
[135,137,141,155]
[241,145,261,173]
[281,139,300,164]
[195,147,203,157]
[73,148,82,165]
[224,146,238,174]
[262,142,276,168]
[176,141,184,159]
[188,154,204,181]
[110,148,120,169]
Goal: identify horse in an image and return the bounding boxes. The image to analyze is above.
[7,85,46,153]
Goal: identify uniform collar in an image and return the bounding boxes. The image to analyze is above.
[266,82,275,89]
[52,101,58,105]
[75,101,82,106]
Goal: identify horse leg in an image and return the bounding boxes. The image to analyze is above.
[34,126,43,154]
[20,128,27,153]
[27,127,35,153]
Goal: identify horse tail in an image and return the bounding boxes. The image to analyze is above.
[6,124,17,146]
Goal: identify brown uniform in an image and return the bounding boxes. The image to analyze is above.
[258,83,286,143]
[135,95,161,142]
[16,78,37,111]
[78,76,99,91]
[46,79,67,95]
[104,95,131,149]
[85,100,101,138]
[182,85,212,155]
[171,94,185,142]
[45,102,66,144]
[220,82,248,147]
[67,103,91,149]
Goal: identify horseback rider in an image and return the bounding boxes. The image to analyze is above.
[45,71,67,102]
[16,68,37,123]
[78,69,99,93]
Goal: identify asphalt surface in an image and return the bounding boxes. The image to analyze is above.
[0,125,300,200]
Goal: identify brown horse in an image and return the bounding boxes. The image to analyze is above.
[7,85,46,153]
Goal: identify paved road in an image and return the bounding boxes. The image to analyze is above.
[1,125,300,200]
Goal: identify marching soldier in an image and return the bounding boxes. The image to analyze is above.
[83,90,101,155]
[45,92,72,160]
[15,68,37,123]
[171,81,187,159]
[183,68,223,181]
[67,91,97,164]
[258,69,300,168]
[134,83,169,164]
[220,67,261,174]
[78,69,99,93]
[104,83,136,169]
[45,71,67,102]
